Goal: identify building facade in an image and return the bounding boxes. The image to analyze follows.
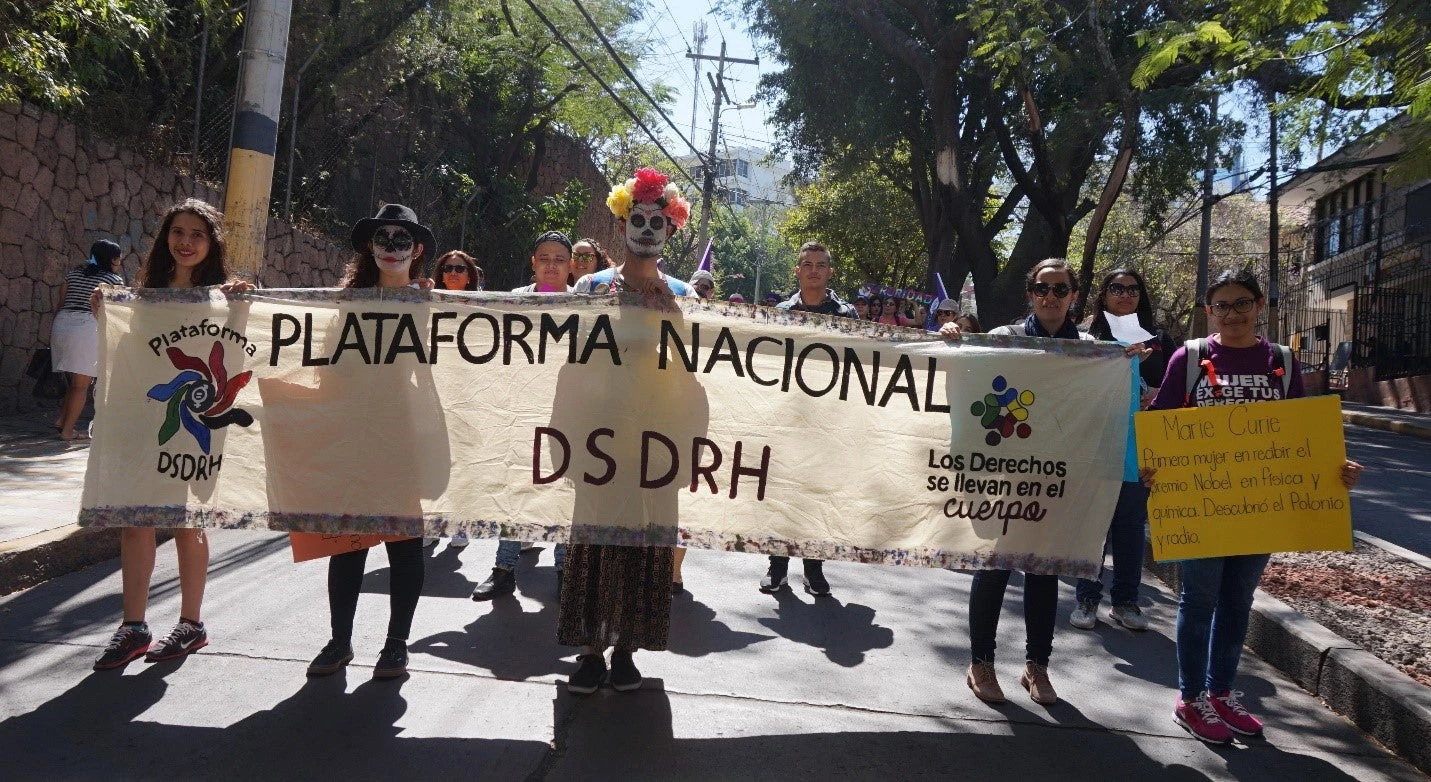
[1278,115,1431,410]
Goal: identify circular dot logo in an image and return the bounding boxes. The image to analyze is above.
[968,375,1035,445]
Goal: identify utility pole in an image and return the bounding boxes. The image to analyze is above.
[223,0,292,281]
[1193,92,1219,337]
[688,21,707,144]
[688,42,758,257]
[1267,92,1280,342]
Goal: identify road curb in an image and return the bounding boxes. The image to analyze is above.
[1145,556,1431,774]
[1342,411,1431,439]
[0,525,171,596]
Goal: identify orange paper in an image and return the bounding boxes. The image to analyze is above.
[289,532,411,562]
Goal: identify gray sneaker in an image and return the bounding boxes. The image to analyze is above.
[1069,599,1098,630]
[1110,603,1149,631]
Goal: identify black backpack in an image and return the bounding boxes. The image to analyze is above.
[1182,337,1292,405]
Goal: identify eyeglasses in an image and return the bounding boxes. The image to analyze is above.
[1208,297,1257,316]
[936,310,960,318]
[573,252,597,262]
[440,264,468,274]
[1027,282,1072,299]
[694,282,714,291]
[1107,283,1140,297]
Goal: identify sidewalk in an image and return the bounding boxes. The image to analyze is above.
[0,413,132,596]
[1342,401,1431,439]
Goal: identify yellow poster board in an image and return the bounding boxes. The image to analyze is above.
[1135,395,1352,561]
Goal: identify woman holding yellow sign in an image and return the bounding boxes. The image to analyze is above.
[1146,268,1363,745]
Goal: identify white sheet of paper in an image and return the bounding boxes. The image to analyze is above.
[1107,313,1154,344]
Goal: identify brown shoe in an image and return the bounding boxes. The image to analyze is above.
[1020,662,1057,705]
[966,661,1006,704]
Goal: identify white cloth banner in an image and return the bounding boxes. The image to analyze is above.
[81,287,1132,577]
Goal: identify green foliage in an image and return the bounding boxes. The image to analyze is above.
[4,0,660,289]
[708,207,792,301]
[1132,21,1236,90]
[745,0,1229,324]
[0,0,169,106]
[780,156,929,296]
[1133,0,1430,179]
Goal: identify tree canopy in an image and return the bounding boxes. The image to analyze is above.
[744,0,1424,324]
[744,0,1229,326]
[3,0,671,287]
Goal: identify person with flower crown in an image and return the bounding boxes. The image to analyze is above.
[561,168,696,694]
[572,167,696,298]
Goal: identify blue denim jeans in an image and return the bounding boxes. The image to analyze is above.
[1075,481,1148,606]
[968,569,1058,666]
[494,539,566,570]
[1176,553,1270,700]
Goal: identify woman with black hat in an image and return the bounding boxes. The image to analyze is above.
[304,203,435,680]
[50,239,126,440]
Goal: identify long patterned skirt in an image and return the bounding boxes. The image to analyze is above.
[557,544,673,651]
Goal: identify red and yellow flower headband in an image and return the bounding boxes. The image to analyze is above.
[606,168,691,229]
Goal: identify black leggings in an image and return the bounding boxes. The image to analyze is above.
[327,538,425,643]
[967,569,1058,666]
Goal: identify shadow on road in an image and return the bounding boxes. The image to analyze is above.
[756,588,894,667]
[0,663,1378,780]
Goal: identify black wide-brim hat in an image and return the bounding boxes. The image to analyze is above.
[350,203,436,256]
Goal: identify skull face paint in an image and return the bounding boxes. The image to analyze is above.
[372,226,416,276]
[624,202,669,258]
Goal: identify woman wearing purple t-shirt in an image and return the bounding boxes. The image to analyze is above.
[1146,268,1363,745]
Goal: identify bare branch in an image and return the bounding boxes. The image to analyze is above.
[841,0,935,82]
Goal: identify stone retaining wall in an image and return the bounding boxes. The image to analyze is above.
[0,101,347,414]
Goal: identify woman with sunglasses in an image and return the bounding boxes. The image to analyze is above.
[569,239,606,286]
[940,258,1149,706]
[1067,269,1178,633]
[953,258,1091,706]
[1146,268,1363,744]
[878,296,909,327]
[434,250,482,292]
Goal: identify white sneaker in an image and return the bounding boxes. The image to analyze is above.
[450,530,469,548]
[1110,604,1149,631]
[1069,599,1098,630]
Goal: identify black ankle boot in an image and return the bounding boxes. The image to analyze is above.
[471,567,516,601]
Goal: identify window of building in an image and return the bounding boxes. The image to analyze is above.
[1408,183,1430,243]
[1314,172,1378,263]
[736,159,750,178]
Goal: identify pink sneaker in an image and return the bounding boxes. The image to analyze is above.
[1174,694,1233,744]
[1209,690,1264,736]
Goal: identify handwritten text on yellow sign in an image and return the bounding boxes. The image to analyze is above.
[1135,395,1351,561]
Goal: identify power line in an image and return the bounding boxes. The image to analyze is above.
[520,0,698,191]
[657,0,692,51]
[568,0,706,161]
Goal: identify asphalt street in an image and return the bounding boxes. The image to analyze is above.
[1,532,1421,780]
[1342,425,1431,556]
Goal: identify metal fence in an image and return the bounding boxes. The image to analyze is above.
[1353,259,1431,381]
[1282,179,1431,384]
